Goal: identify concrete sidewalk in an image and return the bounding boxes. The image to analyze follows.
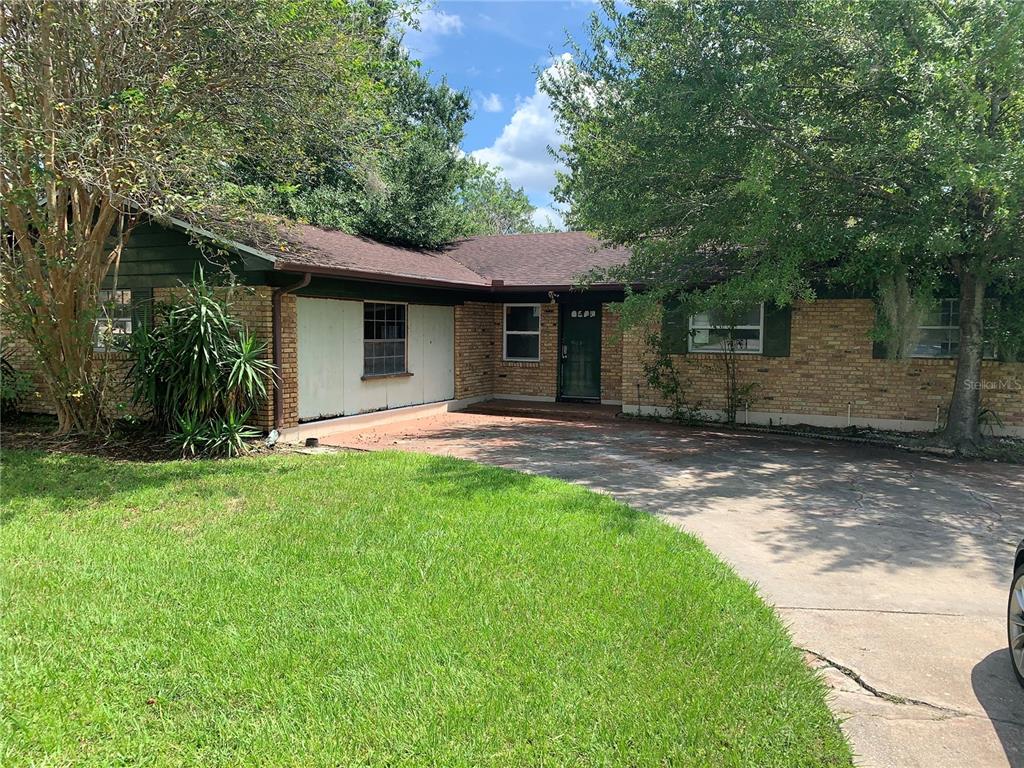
[324,403,1024,767]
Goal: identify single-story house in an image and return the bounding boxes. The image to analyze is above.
[7,219,1023,436]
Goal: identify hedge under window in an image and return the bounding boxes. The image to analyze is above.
[503,304,541,361]
[689,304,764,354]
[363,302,407,376]
[93,289,133,350]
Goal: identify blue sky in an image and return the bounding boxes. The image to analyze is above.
[400,1,599,229]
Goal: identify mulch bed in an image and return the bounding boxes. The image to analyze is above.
[0,415,271,463]
[626,413,1024,464]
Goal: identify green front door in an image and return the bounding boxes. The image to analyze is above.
[559,304,602,400]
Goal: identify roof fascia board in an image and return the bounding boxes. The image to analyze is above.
[165,216,278,265]
[273,262,488,291]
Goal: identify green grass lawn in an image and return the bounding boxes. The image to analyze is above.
[0,449,851,767]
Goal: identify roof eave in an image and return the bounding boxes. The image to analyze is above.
[166,216,278,265]
[274,261,489,291]
[273,263,638,294]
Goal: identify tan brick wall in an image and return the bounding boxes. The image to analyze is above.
[454,302,496,399]
[621,298,1024,427]
[278,293,298,430]
[601,303,623,402]
[0,331,136,420]
[492,302,559,398]
[3,285,277,431]
[453,300,624,403]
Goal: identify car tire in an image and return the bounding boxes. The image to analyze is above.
[1010,563,1024,688]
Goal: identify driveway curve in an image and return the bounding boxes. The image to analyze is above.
[323,403,1024,768]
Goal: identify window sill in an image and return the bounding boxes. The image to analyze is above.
[502,358,542,364]
[361,371,413,381]
[687,350,763,356]
[92,349,131,359]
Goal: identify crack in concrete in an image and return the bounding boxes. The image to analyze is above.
[802,647,1024,729]
[800,647,970,716]
[804,647,1024,729]
[779,605,965,617]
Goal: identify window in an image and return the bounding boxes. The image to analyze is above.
[912,298,997,359]
[913,298,960,358]
[503,304,541,361]
[93,289,132,350]
[689,304,763,353]
[363,302,407,376]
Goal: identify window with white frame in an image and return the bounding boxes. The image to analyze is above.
[913,298,997,359]
[363,302,407,376]
[913,298,960,358]
[503,304,541,361]
[93,289,133,350]
[689,304,764,353]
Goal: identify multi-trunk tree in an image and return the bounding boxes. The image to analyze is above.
[547,0,1023,448]
[0,0,393,434]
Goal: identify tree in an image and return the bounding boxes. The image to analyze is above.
[0,0,391,434]
[546,0,1024,448]
[282,59,475,248]
[274,65,545,244]
[454,158,538,236]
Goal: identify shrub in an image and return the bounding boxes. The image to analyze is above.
[128,277,274,457]
[1,353,35,420]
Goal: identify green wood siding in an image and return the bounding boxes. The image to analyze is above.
[102,222,264,289]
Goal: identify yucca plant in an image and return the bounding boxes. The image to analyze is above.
[129,275,274,458]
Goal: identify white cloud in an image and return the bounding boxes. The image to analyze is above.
[400,8,463,59]
[531,206,566,231]
[479,92,504,113]
[470,54,572,199]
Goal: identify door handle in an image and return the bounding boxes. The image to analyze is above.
[562,344,568,359]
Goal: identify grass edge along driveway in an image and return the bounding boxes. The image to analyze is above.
[0,449,852,767]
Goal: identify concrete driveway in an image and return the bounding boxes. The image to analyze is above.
[323,401,1024,767]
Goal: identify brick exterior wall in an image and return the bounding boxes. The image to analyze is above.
[454,302,496,399]
[3,285,278,431]
[621,298,1024,429]
[600,303,623,402]
[452,300,623,404]
[278,293,299,430]
[492,302,559,399]
[0,335,136,421]
[10,289,1018,435]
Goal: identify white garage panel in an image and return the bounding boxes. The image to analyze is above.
[296,298,455,422]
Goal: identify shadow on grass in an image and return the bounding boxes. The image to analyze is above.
[407,452,647,536]
[369,410,1024,582]
[0,449,270,523]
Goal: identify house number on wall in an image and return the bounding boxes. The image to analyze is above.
[570,310,597,318]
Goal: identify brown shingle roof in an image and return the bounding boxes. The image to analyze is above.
[267,225,629,289]
[445,231,629,287]
[275,225,489,287]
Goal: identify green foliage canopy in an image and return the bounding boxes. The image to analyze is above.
[546,0,1024,444]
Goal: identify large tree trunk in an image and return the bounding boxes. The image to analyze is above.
[942,265,987,448]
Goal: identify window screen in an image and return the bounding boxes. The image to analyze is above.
[94,289,133,350]
[503,304,541,360]
[363,302,407,376]
[689,304,763,353]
